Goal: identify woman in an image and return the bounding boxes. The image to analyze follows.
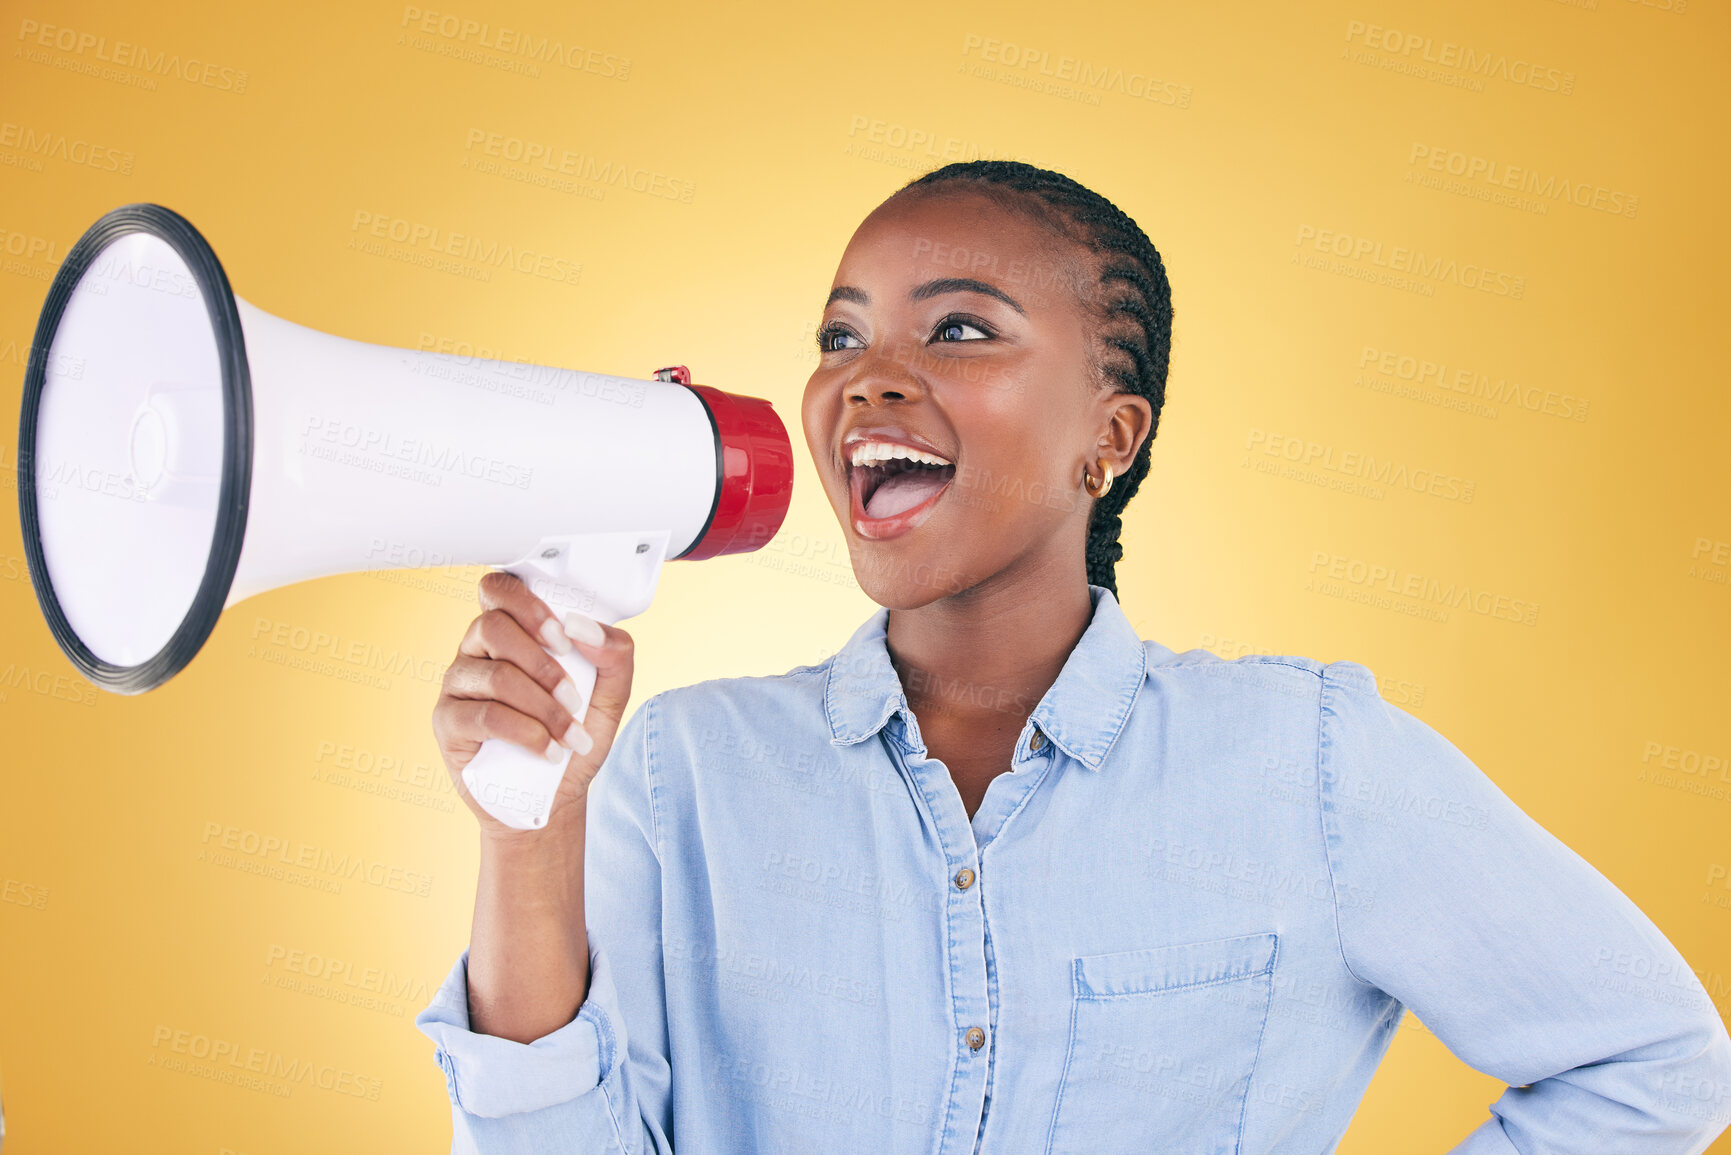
[417,162,1731,1153]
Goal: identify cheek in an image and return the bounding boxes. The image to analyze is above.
[946,391,1090,525]
[800,375,835,465]
[965,389,1082,481]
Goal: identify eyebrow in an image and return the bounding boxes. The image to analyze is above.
[825,285,869,307]
[912,277,1025,315]
[823,278,1027,316]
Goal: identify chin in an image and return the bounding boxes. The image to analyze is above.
[818,483,982,608]
[847,542,978,610]
[854,576,949,612]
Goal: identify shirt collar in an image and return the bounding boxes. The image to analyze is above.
[823,585,1148,772]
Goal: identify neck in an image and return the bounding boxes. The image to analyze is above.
[884,552,1095,727]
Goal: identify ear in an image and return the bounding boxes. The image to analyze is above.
[1093,393,1154,482]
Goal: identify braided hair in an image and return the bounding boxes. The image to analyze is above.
[893,161,1174,598]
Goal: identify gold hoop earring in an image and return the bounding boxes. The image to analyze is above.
[1084,463,1114,498]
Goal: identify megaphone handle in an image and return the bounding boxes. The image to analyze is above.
[460,530,669,831]
[459,630,597,833]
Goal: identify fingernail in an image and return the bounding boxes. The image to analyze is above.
[544,739,567,763]
[553,678,584,715]
[564,611,605,648]
[540,618,574,655]
[563,721,594,757]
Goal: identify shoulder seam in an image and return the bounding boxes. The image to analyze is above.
[1150,654,1325,678]
[1244,659,1324,677]
[1315,669,1375,989]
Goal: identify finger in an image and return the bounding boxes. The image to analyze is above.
[436,695,568,764]
[563,614,633,738]
[456,609,587,718]
[441,654,585,753]
[476,571,576,660]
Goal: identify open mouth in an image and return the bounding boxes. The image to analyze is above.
[847,442,956,524]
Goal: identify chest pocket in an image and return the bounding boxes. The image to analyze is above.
[1044,932,1278,1155]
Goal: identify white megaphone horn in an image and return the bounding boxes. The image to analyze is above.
[17,203,794,830]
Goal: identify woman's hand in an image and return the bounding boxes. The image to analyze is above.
[432,571,636,837]
[439,572,635,1038]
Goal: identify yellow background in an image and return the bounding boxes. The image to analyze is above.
[2,0,1727,1150]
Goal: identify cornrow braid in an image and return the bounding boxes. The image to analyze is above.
[895,161,1174,598]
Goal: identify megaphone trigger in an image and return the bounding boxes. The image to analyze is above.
[460,529,672,831]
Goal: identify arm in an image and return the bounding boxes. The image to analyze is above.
[1317,662,1731,1154]
[470,816,593,1047]
[415,573,673,1152]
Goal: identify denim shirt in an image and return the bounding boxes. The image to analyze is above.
[417,586,1731,1154]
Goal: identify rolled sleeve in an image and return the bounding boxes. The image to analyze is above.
[415,697,673,1154]
[415,948,615,1119]
[1318,661,1731,1153]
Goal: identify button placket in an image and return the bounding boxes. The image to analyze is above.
[955,864,987,1068]
[882,721,992,1151]
[956,866,988,1069]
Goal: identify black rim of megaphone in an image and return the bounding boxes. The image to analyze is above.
[17,203,253,695]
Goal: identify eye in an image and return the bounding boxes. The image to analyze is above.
[818,323,863,353]
[932,315,992,343]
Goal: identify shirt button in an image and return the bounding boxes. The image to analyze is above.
[965,1027,986,1051]
[954,868,975,891]
[1030,730,1047,753]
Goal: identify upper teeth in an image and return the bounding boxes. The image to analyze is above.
[848,442,952,468]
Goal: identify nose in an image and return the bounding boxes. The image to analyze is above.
[845,341,925,408]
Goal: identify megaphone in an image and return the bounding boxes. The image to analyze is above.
[17,203,793,830]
